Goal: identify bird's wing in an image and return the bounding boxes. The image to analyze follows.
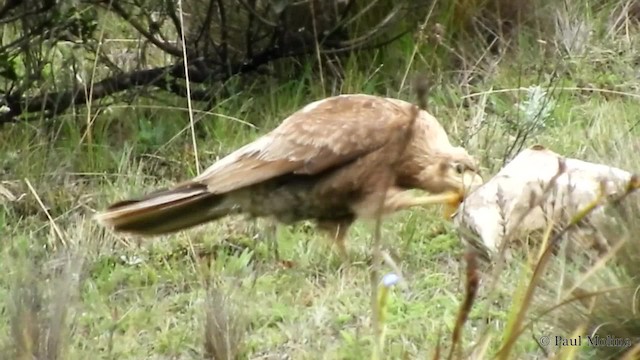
[194,94,416,194]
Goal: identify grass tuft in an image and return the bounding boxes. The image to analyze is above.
[202,285,247,360]
[2,246,85,360]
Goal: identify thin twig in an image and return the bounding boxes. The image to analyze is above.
[371,75,427,360]
[174,0,208,296]
[309,0,325,96]
[398,4,437,95]
[79,0,113,147]
[447,250,480,360]
[177,0,201,175]
[216,0,230,72]
[237,0,277,27]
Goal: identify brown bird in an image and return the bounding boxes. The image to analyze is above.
[95,94,484,256]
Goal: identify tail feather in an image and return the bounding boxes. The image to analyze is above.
[94,182,236,235]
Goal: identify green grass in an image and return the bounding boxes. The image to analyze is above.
[3,2,640,359]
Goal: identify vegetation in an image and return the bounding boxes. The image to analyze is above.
[2,0,640,358]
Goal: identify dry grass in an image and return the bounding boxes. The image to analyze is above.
[203,286,247,360]
[1,245,86,360]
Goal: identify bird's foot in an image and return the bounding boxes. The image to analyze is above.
[404,191,462,208]
[334,241,349,262]
[316,219,354,265]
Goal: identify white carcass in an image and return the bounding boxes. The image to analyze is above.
[453,144,636,258]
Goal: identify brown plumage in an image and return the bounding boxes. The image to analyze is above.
[95,94,484,255]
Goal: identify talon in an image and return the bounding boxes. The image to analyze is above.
[443,191,464,220]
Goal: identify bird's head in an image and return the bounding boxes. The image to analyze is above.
[438,156,484,219]
[438,155,484,196]
[413,146,484,217]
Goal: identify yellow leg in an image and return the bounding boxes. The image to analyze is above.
[401,192,463,220]
[391,192,462,209]
[316,219,353,260]
[352,187,462,219]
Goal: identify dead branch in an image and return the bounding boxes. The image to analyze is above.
[0,0,427,125]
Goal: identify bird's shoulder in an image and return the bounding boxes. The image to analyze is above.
[270,94,416,155]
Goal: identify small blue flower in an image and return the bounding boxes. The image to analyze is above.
[381,273,399,287]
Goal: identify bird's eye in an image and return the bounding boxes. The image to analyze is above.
[454,163,465,174]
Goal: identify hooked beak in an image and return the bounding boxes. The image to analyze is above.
[443,170,484,220]
[461,170,484,197]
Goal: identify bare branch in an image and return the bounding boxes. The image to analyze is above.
[106,0,183,57]
[216,0,230,71]
[237,0,277,28]
[0,0,23,20]
[193,0,217,53]
[320,29,411,54]
[244,0,257,58]
[0,0,423,127]
[0,0,54,25]
[164,0,183,41]
[0,62,216,124]
[324,5,402,49]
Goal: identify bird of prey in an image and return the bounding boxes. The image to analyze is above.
[95,94,484,256]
